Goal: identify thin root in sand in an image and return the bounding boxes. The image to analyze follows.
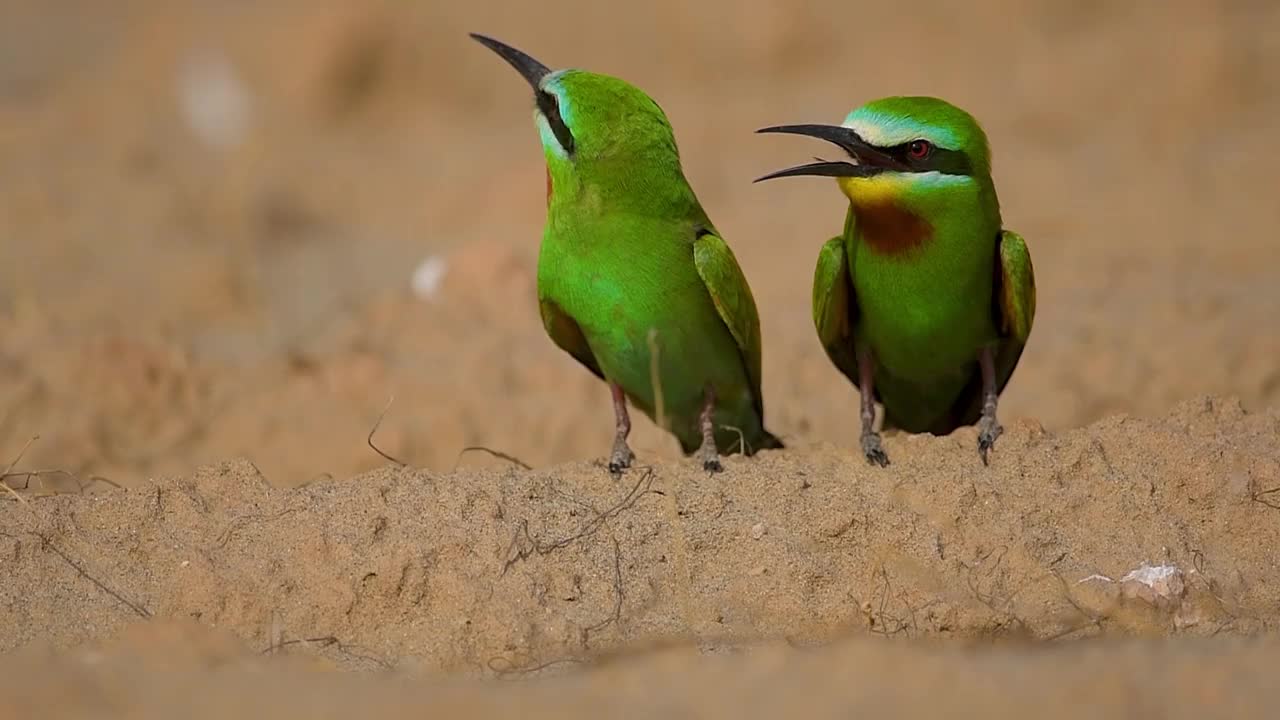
[0,521,153,621]
[488,537,627,677]
[455,446,532,471]
[261,633,391,670]
[1,435,38,504]
[501,467,657,575]
[1249,477,1280,511]
[368,396,533,471]
[366,396,407,467]
[1,435,151,621]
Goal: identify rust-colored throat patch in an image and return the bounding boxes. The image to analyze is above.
[853,199,933,256]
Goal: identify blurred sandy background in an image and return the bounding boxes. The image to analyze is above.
[3,1,1280,717]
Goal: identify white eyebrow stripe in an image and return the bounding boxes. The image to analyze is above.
[842,118,961,151]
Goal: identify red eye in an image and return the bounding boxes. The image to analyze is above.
[908,140,932,159]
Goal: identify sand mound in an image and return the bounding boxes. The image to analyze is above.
[5,397,1278,681]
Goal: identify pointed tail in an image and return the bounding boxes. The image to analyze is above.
[750,429,786,454]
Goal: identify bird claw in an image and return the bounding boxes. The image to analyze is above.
[696,442,723,474]
[608,440,635,476]
[976,416,1003,466]
[861,432,890,467]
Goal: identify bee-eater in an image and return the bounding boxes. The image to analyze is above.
[471,33,783,473]
[755,97,1035,466]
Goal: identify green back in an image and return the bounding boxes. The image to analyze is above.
[531,69,775,449]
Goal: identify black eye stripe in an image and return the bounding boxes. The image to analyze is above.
[881,141,973,176]
[536,90,575,155]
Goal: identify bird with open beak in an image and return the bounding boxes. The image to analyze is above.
[756,97,1035,466]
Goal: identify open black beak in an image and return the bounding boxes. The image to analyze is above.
[753,124,904,183]
[470,33,551,90]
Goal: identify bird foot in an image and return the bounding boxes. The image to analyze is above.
[861,431,890,467]
[696,441,723,474]
[976,414,1003,466]
[607,439,635,475]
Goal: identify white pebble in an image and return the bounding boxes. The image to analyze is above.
[411,256,448,300]
[177,51,252,150]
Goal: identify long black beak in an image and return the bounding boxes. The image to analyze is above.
[470,33,550,90]
[753,124,904,183]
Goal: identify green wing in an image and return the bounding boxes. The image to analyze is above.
[933,229,1036,431]
[994,230,1036,347]
[812,234,861,388]
[692,230,765,414]
[812,208,860,388]
[539,297,604,381]
[988,228,1036,397]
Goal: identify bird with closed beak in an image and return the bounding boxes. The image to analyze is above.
[471,33,784,474]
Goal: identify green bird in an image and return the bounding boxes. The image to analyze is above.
[471,33,783,473]
[755,96,1035,466]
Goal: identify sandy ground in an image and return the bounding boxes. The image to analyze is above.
[2,0,1280,716]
